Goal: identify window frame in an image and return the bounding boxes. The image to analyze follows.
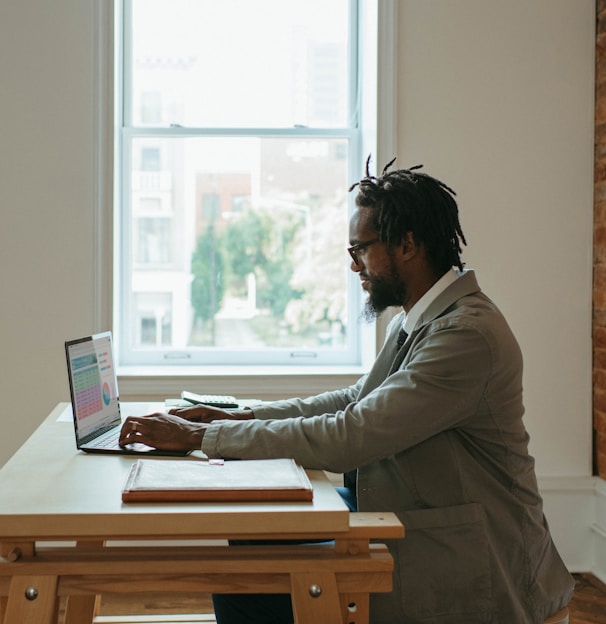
[95,0,397,397]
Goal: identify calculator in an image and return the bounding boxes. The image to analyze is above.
[181,391,239,409]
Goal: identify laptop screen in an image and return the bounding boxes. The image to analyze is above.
[65,331,121,443]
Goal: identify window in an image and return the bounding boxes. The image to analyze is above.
[115,0,390,368]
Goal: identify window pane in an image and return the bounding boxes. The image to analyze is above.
[125,136,351,357]
[134,293,172,346]
[129,0,352,128]
[119,0,367,366]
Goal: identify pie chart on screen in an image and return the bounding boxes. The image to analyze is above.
[102,382,111,405]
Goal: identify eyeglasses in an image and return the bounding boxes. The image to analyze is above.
[347,238,380,265]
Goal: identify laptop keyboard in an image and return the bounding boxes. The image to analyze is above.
[85,427,123,449]
[85,427,149,452]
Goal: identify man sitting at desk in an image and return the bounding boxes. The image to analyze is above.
[120,159,574,623]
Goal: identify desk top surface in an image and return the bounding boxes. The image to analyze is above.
[0,403,349,542]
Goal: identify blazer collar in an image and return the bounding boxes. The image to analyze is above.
[414,269,481,331]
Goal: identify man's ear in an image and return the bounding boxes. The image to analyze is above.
[400,231,419,260]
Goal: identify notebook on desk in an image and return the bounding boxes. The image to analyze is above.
[122,458,313,502]
[65,331,188,456]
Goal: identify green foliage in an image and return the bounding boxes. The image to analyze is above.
[191,226,225,322]
[220,206,303,317]
[221,209,267,292]
[258,256,303,317]
[190,203,323,341]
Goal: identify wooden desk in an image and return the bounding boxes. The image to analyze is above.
[0,404,403,624]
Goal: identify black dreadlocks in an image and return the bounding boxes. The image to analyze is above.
[349,156,467,274]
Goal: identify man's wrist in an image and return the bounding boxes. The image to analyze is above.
[188,424,206,450]
[232,407,254,420]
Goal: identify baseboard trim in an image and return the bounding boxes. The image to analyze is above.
[593,478,606,584]
[538,475,606,580]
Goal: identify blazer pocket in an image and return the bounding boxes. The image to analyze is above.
[395,503,492,622]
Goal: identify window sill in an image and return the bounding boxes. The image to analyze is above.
[117,365,365,402]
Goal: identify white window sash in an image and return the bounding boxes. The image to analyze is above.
[94,0,397,395]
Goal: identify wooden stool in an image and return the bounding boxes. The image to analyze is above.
[544,606,569,624]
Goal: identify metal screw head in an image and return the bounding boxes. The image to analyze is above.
[24,587,38,601]
[309,584,322,598]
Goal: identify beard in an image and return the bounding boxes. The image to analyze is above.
[361,268,407,322]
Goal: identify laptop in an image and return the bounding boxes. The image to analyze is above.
[65,331,188,456]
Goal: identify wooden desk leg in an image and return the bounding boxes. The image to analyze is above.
[3,575,58,624]
[290,572,343,624]
[334,536,371,624]
[340,592,369,624]
[0,542,37,624]
[62,541,103,624]
[63,594,101,624]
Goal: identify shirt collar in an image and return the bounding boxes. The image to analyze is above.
[402,268,460,334]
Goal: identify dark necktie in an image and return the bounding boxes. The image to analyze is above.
[397,328,408,349]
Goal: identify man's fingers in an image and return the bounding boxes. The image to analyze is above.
[120,417,143,444]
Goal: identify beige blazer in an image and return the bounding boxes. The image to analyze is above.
[202,270,574,622]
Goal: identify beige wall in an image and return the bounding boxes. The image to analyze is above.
[0,0,596,482]
[394,0,595,477]
[0,1,98,463]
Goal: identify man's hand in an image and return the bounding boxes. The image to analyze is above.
[168,404,253,423]
[119,412,206,451]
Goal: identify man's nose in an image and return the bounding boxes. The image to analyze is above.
[350,258,362,273]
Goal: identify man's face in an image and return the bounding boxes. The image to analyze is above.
[349,207,407,320]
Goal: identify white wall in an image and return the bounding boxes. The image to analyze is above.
[0,0,599,572]
[395,0,596,479]
[0,1,98,462]
[393,0,600,577]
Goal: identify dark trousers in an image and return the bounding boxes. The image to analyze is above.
[212,486,357,624]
